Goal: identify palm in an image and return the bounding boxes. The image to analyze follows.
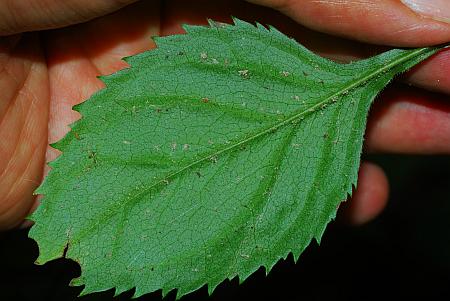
[1,0,449,229]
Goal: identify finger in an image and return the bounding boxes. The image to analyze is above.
[339,162,389,225]
[0,0,138,36]
[0,34,48,230]
[365,85,450,154]
[246,0,450,47]
[404,48,450,95]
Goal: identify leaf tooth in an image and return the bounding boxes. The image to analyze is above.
[70,276,82,287]
[161,286,175,299]
[206,18,215,28]
[205,275,238,296]
[175,287,189,300]
[113,284,133,298]
[74,283,91,298]
[267,24,282,35]
[177,282,215,300]
[237,265,264,285]
[346,182,355,196]
[150,35,163,48]
[122,53,139,66]
[45,154,65,170]
[231,17,254,30]
[72,276,114,298]
[255,22,268,31]
[313,215,336,246]
[48,119,83,152]
[96,74,111,87]
[207,285,215,296]
[181,23,205,34]
[263,259,277,275]
[49,139,63,150]
[264,250,293,272]
[48,136,73,153]
[207,18,229,30]
[133,285,155,299]
[32,231,68,265]
[121,54,132,64]
[207,281,220,296]
[71,102,84,114]
[180,23,193,33]
[32,188,45,200]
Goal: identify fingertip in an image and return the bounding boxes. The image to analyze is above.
[340,162,389,225]
[365,86,450,154]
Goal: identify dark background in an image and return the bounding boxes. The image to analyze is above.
[1,154,450,301]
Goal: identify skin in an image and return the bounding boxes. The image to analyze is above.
[0,0,449,230]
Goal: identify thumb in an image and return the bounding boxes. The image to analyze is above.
[0,0,137,36]
[246,0,450,46]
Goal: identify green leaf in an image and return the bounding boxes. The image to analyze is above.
[29,18,442,299]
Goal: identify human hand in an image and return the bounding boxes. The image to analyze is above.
[1,0,449,230]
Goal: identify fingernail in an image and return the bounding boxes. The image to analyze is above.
[401,0,450,24]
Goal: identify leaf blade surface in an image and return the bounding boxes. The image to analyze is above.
[29,19,441,298]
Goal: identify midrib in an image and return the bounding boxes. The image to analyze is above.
[68,47,435,248]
